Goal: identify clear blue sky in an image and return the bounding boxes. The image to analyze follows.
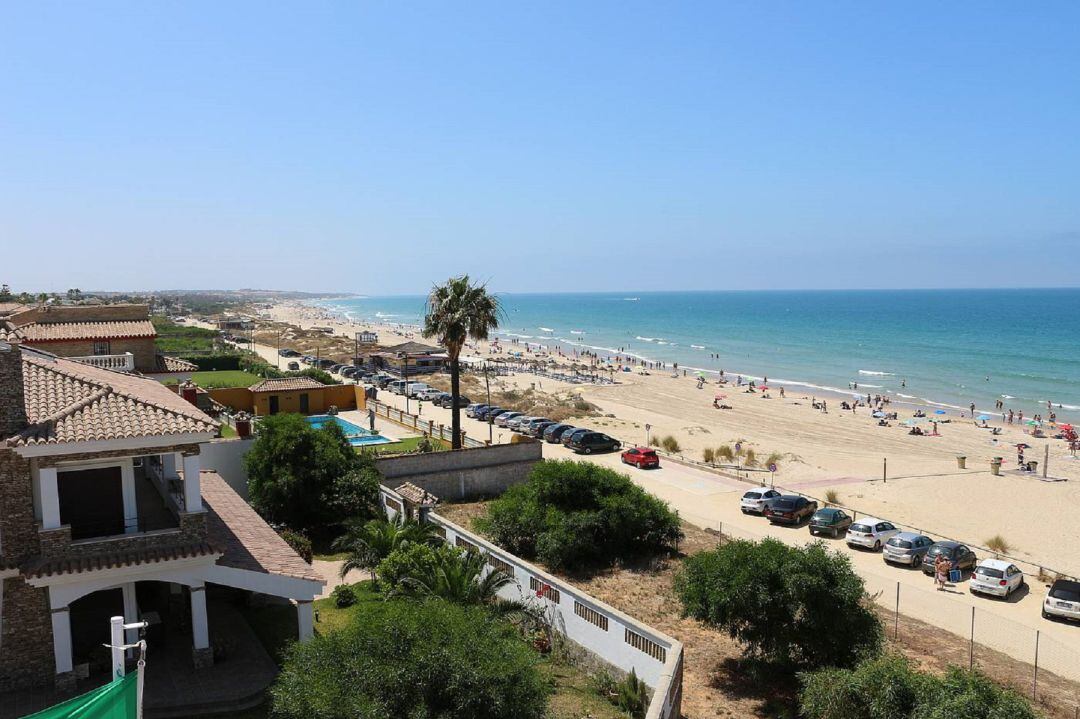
[2,2,1078,294]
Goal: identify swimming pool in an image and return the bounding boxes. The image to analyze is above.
[305,415,393,446]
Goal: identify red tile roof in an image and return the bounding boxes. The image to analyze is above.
[13,319,156,342]
[7,346,217,447]
[202,472,322,583]
[154,354,198,373]
[23,540,218,579]
[248,376,326,393]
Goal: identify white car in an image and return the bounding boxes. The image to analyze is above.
[740,488,781,515]
[465,403,483,418]
[1043,579,1080,621]
[416,388,445,401]
[405,383,432,398]
[845,517,900,551]
[969,559,1025,598]
[506,415,533,431]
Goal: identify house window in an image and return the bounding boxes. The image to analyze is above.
[93,340,111,355]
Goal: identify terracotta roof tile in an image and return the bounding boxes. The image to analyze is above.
[154,354,198,373]
[248,376,326,393]
[395,482,439,506]
[202,472,322,583]
[23,540,218,579]
[6,346,218,447]
[15,319,156,342]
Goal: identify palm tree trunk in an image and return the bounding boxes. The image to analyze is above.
[450,354,462,449]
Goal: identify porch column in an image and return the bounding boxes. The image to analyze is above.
[49,594,75,691]
[122,583,139,654]
[189,583,213,668]
[120,458,138,533]
[182,452,202,513]
[296,600,314,642]
[39,466,61,529]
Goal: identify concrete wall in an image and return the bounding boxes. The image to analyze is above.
[26,337,158,371]
[250,384,359,416]
[379,486,683,719]
[208,387,255,413]
[199,438,255,499]
[375,441,542,500]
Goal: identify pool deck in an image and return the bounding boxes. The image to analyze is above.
[336,409,420,442]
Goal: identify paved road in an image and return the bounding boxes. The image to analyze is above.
[368,384,1080,679]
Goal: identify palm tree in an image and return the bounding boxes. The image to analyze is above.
[400,549,515,606]
[423,276,502,449]
[331,516,439,583]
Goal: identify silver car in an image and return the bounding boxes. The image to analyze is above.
[494,411,522,428]
[883,532,934,565]
[740,488,781,515]
[507,415,533,431]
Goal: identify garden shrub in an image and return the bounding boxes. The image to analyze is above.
[331,584,358,608]
[800,654,1041,719]
[674,537,882,669]
[271,600,549,719]
[278,529,312,563]
[476,460,682,570]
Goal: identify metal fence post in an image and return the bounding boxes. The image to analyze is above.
[1033,630,1040,700]
[894,582,900,639]
[969,606,975,670]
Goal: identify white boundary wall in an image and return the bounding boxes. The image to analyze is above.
[380,487,683,719]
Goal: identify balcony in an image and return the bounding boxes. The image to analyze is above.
[70,352,135,372]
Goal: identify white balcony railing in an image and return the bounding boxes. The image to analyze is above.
[70,352,136,372]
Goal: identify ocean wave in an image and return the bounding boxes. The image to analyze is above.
[635,336,660,342]
[691,344,706,349]
[1059,403,1080,411]
[623,297,639,301]
[570,330,585,335]
[1000,394,1015,399]
[539,327,554,332]
[858,370,895,376]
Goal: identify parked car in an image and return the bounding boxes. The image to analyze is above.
[526,420,557,438]
[543,423,576,443]
[317,358,335,369]
[435,394,470,408]
[340,367,358,378]
[416,388,445,401]
[427,392,451,405]
[494,411,523,427]
[286,361,300,371]
[846,517,900,551]
[882,532,934,565]
[405,383,432,398]
[521,417,553,434]
[566,431,621,454]
[467,403,489,418]
[388,380,407,394]
[561,428,590,447]
[507,415,533,431]
[808,507,853,537]
[621,447,660,468]
[330,364,346,373]
[740,488,782,515]
[969,559,1025,598]
[1042,579,1080,622]
[764,496,818,525]
[479,406,506,422]
[376,375,395,389]
[921,541,977,576]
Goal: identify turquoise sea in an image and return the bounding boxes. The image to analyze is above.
[317,290,1080,420]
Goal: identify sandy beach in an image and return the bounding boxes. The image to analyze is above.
[249,300,1080,576]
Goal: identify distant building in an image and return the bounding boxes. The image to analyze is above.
[0,303,197,380]
[215,315,255,331]
[360,341,448,376]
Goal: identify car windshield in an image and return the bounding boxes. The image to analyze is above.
[850,524,872,533]
[975,567,1004,579]
[888,539,912,549]
[927,547,949,557]
[1049,584,1080,602]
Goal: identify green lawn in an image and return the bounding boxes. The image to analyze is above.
[361,435,450,455]
[153,316,219,353]
[191,370,263,389]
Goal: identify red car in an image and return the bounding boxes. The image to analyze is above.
[621,447,660,468]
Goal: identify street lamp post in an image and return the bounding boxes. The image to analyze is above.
[485,363,492,444]
[401,352,410,415]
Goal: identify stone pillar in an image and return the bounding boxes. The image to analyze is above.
[39,466,61,529]
[297,600,314,642]
[182,452,202,513]
[120,458,138,533]
[50,603,75,691]
[190,583,212,668]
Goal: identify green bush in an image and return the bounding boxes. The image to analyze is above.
[376,542,453,590]
[476,460,682,570]
[800,654,1041,719]
[674,537,882,669]
[287,367,341,385]
[270,600,549,719]
[331,584,358,608]
[278,529,312,563]
[660,435,681,453]
[180,353,243,371]
[702,447,715,463]
[244,414,379,538]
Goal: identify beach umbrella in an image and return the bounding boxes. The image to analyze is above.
[934,409,947,415]
[759,385,769,390]
[1061,424,1074,431]
[872,411,885,418]
[977,414,992,421]
[1025,419,1041,426]
[697,371,707,378]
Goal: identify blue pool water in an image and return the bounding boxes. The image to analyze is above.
[305,415,393,446]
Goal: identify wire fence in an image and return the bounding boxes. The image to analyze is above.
[678,510,1080,718]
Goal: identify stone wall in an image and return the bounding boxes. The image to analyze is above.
[0,342,26,438]
[26,337,158,372]
[375,442,542,500]
[0,577,54,691]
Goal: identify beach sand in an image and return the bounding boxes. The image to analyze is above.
[250,301,1080,574]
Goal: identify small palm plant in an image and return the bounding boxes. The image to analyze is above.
[331,516,439,584]
[399,549,516,608]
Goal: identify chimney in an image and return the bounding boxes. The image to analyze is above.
[180,380,199,406]
[0,341,28,438]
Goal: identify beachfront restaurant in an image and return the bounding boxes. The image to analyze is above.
[360,341,448,376]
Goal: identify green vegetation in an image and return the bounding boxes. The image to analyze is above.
[702,447,715,463]
[153,316,219,353]
[362,435,448,455]
[825,489,840,504]
[985,534,1011,554]
[270,599,549,719]
[189,370,263,388]
[476,460,682,571]
[674,537,882,670]
[332,517,441,584]
[659,434,681,453]
[330,584,357,608]
[592,669,650,719]
[800,654,1042,719]
[244,413,381,540]
[278,529,312,563]
[423,275,502,449]
[378,544,515,606]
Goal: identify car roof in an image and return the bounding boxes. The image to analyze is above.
[1050,578,1080,591]
[850,517,884,525]
[775,494,802,500]
[893,531,926,541]
[815,506,842,514]
[977,558,1012,570]
[932,540,962,548]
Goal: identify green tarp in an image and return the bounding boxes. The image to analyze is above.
[21,673,138,719]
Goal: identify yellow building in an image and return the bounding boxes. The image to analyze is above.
[247,376,361,416]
